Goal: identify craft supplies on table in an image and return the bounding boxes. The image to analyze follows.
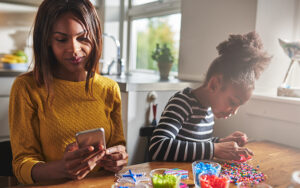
[220,162,266,185]
[115,169,150,185]
[199,174,230,188]
[150,168,181,188]
[164,168,189,179]
[192,160,221,188]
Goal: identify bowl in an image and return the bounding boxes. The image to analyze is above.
[199,174,230,188]
[150,168,181,188]
[2,63,28,71]
[192,160,221,188]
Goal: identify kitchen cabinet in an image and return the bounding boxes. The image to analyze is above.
[0,0,99,7]
[121,90,178,165]
[0,76,16,142]
[106,73,200,165]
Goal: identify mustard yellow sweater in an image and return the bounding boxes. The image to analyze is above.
[9,72,125,184]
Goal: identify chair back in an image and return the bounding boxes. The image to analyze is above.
[0,141,13,176]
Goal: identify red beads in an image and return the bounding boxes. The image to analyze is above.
[199,174,229,188]
[237,154,252,162]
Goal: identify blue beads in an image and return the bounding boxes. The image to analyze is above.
[192,161,221,186]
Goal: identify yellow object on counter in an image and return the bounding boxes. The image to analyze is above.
[1,54,26,63]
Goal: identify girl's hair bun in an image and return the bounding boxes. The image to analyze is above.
[204,31,272,87]
[216,31,263,56]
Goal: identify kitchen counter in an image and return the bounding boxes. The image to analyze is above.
[0,69,25,77]
[104,72,201,92]
[0,71,201,91]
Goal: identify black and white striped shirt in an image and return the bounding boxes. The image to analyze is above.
[149,87,219,162]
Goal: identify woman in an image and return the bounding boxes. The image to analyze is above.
[9,0,127,184]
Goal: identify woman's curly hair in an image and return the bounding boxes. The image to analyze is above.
[204,31,272,89]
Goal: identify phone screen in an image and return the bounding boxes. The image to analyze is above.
[76,128,106,149]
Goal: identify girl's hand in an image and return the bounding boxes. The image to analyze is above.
[219,131,248,146]
[62,142,105,180]
[99,145,128,173]
[214,141,253,161]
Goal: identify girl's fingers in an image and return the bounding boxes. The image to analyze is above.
[237,147,253,158]
[245,147,254,156]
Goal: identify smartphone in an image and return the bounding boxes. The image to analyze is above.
[75,128,106,149]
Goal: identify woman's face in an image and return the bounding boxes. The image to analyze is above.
[50,12,92,81]
[210,80,253,119]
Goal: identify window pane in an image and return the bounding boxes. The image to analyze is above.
[132,0,158,6]
[131,13,181,72]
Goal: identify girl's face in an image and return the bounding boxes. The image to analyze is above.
[50,12,91,81]
[209,79,253,119]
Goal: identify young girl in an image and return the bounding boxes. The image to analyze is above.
[9,0,127,184]
[149,32,271,162]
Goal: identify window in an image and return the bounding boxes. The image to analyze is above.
[131,0,158,6]
[127,0,181,74]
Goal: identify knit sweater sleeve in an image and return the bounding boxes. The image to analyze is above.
[9,77,44,184]
[149,92,215,162]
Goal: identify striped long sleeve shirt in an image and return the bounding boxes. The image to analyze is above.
[149,87,219,162]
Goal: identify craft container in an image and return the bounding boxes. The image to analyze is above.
[150,168,181,188]
[192,160,221,188]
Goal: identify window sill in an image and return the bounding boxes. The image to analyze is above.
[246,92,300,124]
[252,92,300,105]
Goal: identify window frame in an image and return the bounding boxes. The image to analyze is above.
[125,0,181,74]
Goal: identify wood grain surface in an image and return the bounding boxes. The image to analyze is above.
[21,141,300,188]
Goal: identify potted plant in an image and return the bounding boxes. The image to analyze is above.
[152,43,174,80]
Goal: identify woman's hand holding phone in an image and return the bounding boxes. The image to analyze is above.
[61,142,105,180]
[99,145,128,173]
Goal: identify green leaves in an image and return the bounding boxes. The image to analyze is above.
[152,43,174,63]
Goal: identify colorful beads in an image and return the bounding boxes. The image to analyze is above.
[200,174,230,188]
[192,161,221,187]
[164,168,189,179]
[220,162,265,185]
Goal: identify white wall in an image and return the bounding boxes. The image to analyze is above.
[255,0,299,94]
[214,95,300,149]
[178,0,257,81]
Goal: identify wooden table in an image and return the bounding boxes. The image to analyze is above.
[22,141,300,188]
